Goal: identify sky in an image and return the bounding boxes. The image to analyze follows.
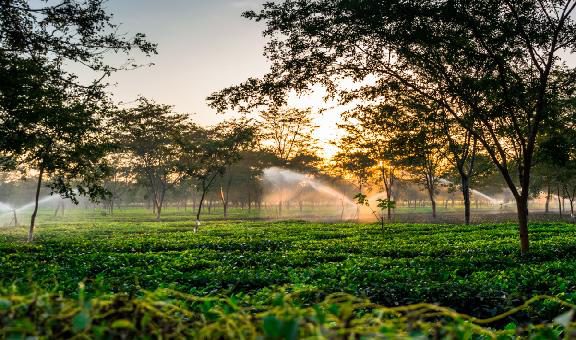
[96,0,342,156]
[102,0,268,122]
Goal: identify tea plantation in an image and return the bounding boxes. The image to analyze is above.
[1,216,576,338]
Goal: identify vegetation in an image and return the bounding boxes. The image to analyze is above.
[2,0,576,337]
[0,214,575,337]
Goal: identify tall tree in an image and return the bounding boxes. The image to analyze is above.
[208,0,576,255]
[0,64,113,241]
[0,0,156,241]
[113,97,191,221]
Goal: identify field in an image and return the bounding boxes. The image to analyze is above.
[1,209,576,338]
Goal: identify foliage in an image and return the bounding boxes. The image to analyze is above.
[257,107,320,169]
[0,287,574,339]
[1,217,576,325]
[178,119,256,222]
[0,0,156,240]
[112,97,193,220]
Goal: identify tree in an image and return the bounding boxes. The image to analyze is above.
[379,87,484,224]
[178,119,255,231]
[0,1,156,74]
[332,148,375,220]
[113,97,191,221]
[0,65,113,241]
[387,109,448,219]
[0,0,156,154]
[338,108,398,221]
[208,0,576,255]
[258,107,320,168]
[102,154,136,215]
[0,0,156,241]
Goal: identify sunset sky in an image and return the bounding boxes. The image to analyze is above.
[99,0,342,156]
[94,0,576,159]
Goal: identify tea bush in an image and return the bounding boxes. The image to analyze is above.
[1,218,576,337]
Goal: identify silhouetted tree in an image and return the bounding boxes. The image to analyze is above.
[209,0,576,255]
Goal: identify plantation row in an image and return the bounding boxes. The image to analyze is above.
[1,220,575,323]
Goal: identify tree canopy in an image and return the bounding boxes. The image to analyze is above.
[208,0,576,255]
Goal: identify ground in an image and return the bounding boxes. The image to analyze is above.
[0,208,575,337]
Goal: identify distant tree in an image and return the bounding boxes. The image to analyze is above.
[214,150,268,218]
[113,97,191,221]
[102,154,135,215]
[388,88,485,224]
[387,113,448,219]
[258,107,319,168]
[178,119,255,231]
[332,148,375,220]
[338,108,398,221]
[343,101,449,219]
[534,124,576,216]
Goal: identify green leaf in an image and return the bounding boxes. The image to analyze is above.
[263,315,282,337]
[72,310,91,333]
[111,319,135,329]
[0,298,12,310]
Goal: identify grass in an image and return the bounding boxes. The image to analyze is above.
[0,208,575,337]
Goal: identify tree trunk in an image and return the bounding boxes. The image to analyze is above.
[156,201,162,221]
[28,165,44,242]
[558,185,563,217]
[427,188,436,218]
[248,192,252,213]
[220,185,227,218]
[461,176,471,225]
[195,188,208,232]
[545,183,551,213]
[516,196,530,256]
[12,210,18,227]
[278,199,282,218]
